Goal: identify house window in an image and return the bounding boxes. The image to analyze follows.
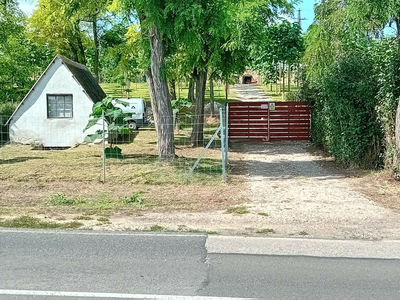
[47,94,73,118]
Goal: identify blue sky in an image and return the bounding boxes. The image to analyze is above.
[19,0,316,32]
[294,1,316,32]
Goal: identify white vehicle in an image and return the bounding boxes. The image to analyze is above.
[113,98,148,130]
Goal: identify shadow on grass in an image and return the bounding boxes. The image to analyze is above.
[0,157,44,165]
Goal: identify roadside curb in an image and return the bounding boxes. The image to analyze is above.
[206,236,400,259]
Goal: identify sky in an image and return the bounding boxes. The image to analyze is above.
[18,0,317,32]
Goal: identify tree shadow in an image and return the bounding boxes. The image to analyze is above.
[230,158,347,180]
[0,157,44,165]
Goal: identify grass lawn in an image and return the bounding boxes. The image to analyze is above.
[258,83,300,102]
[100,82,238,105]
[0,125,244,223]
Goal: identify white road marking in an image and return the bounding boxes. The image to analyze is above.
[0,290,254,299]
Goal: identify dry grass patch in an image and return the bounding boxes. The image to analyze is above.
[0,125,248,224]
[0,128,226,185]
[0,216,84,229]
[226,206,250,215]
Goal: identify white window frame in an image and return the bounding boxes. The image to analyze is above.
[47,94,73,118]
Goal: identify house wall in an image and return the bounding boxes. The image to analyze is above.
[9,59,103,147]
[239,70,263,84]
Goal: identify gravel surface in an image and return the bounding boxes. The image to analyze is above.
[234,84,269,101]
[229,141,400,239]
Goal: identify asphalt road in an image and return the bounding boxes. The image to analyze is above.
[1,229,400,299]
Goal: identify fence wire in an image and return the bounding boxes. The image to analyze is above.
[0,112,227,184]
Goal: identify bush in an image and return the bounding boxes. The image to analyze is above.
[323,52,381,167]
[299,48,383,168]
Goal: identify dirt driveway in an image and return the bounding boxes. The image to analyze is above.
[229,141,400,239]
[100,140,399,240]
[101,85,400,239]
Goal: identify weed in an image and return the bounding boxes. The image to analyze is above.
[258,212,269,216]
[150,225,165,231]
[207,231,218,235]
[122,191,145,205]
[0,216,59,229]
[0,216,84,230]
[226,206,250,215]
[257,228,275,234]
[73,216,93,221]
[97,217,109,222]
[298,231,309,236]
[46,194,84,206]
[60,221,84,229]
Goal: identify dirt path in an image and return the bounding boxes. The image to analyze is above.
[229,141,400,239]
[233,84,269,101]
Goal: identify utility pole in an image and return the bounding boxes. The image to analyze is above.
[297,9,307,31]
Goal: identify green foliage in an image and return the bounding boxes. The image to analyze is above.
[104,146,123,158]
[171,98,192,115]
[0,2,53,104]
[303,45,383,167]
[84,96,130,151]
[322,50,381,167]
[122,191,145,205]
[301,0,400,174]
[47,194,85,206]
[251,20,304,84]
[372,39,400,169]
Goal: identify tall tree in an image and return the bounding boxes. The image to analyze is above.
[29,0,87,64]
[0,0,53,104]
[111,0,175,159]
[30,0,110,81]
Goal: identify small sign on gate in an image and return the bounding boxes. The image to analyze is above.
[261,104,269,109]
[269,102,276,111]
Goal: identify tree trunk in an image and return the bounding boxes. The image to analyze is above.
[74,21,86,65]
[92,17,100,83]
[191,69,207,146]
[394,19,400,175]
[145,69,158,126]
[210,78,215,117]
[288,64,291,92]
[188,81,195,102]
[225,82,229,100]
[148,26,175,159]
[168,78,176,100]
[68,41,79,63]
[282,62,285,94]
[395,97,400,175]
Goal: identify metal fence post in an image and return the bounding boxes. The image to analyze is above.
[102,110,106,183]
[220,108,226,181]
[225,104,229,164]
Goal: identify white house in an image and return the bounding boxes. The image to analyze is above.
[6,55,107,147]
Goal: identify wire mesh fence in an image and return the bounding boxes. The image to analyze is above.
[0,110,228,185]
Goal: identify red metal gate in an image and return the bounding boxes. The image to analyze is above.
[228,101,310,141]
